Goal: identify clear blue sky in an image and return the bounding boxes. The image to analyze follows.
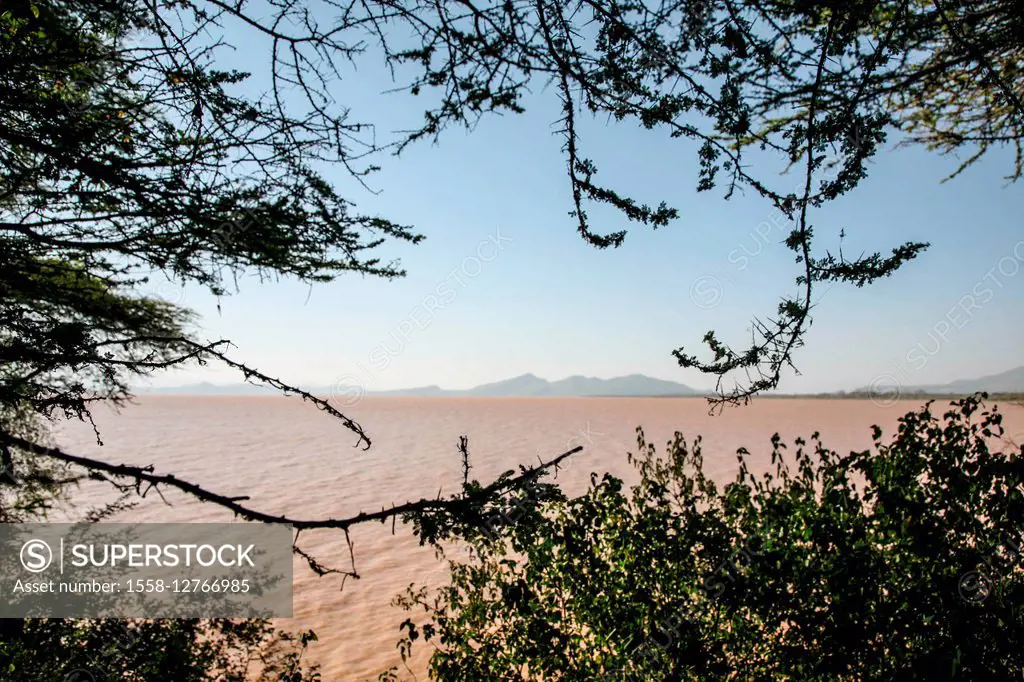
[145,29,1023,394]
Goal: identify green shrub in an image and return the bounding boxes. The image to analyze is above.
[390,395,1024,680]
[1,618,319,682]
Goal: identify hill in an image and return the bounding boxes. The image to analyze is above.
[140,373,701,397]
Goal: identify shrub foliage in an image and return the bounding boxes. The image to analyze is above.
[392,395,1024,680]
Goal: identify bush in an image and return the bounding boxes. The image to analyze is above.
[390,395,1024,681]
[0,618,319,682]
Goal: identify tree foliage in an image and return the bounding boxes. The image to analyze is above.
[1,618,321,682]
[0,3,579,676]
[0,0,420,436]
[392,395,1024,680]
[881,0,1024,181]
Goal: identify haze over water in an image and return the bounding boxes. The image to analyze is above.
[54,396,1024,680]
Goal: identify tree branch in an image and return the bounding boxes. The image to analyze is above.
[0,432,581,532]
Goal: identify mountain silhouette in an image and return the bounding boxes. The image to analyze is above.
[141,373,701,397]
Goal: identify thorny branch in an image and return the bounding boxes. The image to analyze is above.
[1,430,582,585]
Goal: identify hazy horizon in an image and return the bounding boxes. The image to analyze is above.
[137,364,1024,396]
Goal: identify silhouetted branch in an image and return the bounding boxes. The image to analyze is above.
[167,336,373,449]
[459,435,472,487]
[1,431,581,530]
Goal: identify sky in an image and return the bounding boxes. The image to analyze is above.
[143,16,1023,395]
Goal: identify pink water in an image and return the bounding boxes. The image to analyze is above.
[53,396,1024,680]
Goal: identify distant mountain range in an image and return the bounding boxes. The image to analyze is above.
[140,366,1024,397]
[140,373,703,397]
[865,366,1024,395]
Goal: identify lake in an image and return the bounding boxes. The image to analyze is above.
[53,396,1024,680]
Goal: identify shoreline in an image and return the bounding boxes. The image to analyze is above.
[131,392,1024,402]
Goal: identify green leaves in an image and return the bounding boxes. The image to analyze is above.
[1,618,321,682]
[393,395,1024,680]
[1,0,424,445]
